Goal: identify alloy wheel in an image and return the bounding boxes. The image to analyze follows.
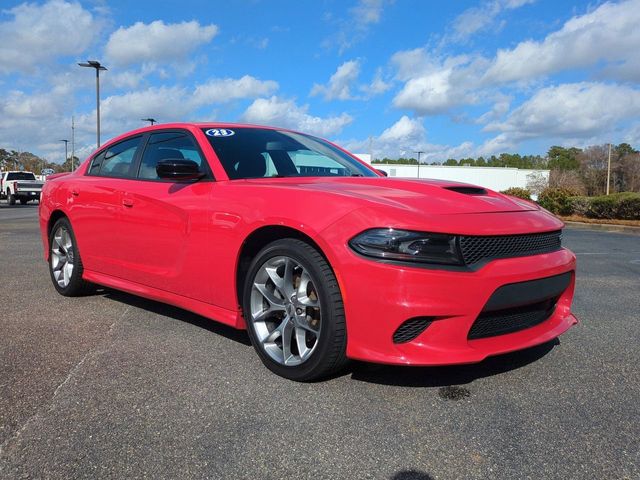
[249,256,322,366]
[51,226,74,288]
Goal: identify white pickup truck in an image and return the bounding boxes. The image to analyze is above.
[0,171,44,205]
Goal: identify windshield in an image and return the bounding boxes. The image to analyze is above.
[202,128,376,179]
[7,172,36,181]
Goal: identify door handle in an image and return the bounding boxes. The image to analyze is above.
[122,198,134,207]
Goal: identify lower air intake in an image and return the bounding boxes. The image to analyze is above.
[392,317,433,344]
[468,298,557,340]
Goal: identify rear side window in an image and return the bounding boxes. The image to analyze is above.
[88,136,142,178]
[138,131,205,180]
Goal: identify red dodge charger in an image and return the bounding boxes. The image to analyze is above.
[39,123,577,381]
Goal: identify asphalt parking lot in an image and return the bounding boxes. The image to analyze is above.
[0,204,638,479]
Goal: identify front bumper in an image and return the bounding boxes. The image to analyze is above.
[333,246,577,366]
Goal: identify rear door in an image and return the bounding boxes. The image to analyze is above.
[116,130,214,301]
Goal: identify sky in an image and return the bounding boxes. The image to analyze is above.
[1,0,639,164]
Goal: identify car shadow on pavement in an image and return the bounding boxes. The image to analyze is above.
[347,338,559,388]
[100,288,252,347]
[90,287,557,387]
[390,470,434,480]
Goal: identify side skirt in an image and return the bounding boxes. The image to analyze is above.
[82,269,245,329]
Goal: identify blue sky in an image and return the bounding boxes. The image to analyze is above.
[1,0,639,164]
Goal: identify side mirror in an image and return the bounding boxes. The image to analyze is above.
[156,159,204,181]
[376,169,388,177]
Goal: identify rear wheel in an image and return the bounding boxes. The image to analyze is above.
[6,190,15,205]
[243,239,347,381]
[19,198,28,205]
[48,217,92,296]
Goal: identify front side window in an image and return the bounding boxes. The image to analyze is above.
[202,128,376,179]
[89,136,141,178]
[138,131,205,180]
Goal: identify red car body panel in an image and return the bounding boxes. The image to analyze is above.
[39,123,577,366]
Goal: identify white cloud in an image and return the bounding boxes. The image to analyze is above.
[392,53,478,115]
[0,0,97,74]
[378,116,425,144]
[360,68,392,96]
[311,60,361,100]
[485,83,640,140]
[105,20,218,67]
[391,0,640,123]
[483,0,640,83]
[476,94,511,124]
[0,88,77,162]
[241,96,352,136]
[193,76,278,105]
[343,116,475,161]
[1,90,60,120]
[451,0,535,41]
[324,0,387,53]
[351,0,384,27]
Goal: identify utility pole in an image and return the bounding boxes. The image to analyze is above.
[415,151,425,179]
[60,139,69,169]
[606,143,612,195]
[78,60,107,147]
[71,116,75,171]
[142,118,157,126]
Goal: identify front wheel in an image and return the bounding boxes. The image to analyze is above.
[48,217,92,296]
[243,239,347,381]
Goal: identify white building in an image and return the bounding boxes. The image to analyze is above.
[361,162,549,194]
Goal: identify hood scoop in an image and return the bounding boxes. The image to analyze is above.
[444,186,488,195]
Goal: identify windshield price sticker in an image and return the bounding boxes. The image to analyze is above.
[206,128,235,137]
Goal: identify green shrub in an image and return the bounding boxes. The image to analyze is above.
[570,196,591,217]
[500,187,532,200]
[538,187,579,215]
[586,192,640,220]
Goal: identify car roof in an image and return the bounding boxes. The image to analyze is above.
[103,122,303,148]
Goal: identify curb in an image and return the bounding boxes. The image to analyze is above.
[563,220,640,235]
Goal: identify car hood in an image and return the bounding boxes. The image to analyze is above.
[243,177,539,215]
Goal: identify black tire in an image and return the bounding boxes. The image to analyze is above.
[7,191,15,205]
[19,198,28,205]
[48,217,92,296]
[242,238,347,381]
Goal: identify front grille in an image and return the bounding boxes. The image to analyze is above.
[393,317,433,344]
[468,298,557,340]
[459,230,562,266]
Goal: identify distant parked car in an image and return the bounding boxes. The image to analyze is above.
[1,171,43,205]
[38,123,577,381]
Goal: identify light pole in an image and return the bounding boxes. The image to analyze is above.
[142,118,157,125]
[606,143,612,195]
[78,60,107,147]
[414,151,424,179]
[60,139,69,169]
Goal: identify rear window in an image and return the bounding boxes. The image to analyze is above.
[7,172,36,181]
[201,128,375,179]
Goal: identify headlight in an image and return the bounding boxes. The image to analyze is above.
[349,228,463,265]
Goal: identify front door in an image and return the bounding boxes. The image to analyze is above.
[116,130,213,302]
